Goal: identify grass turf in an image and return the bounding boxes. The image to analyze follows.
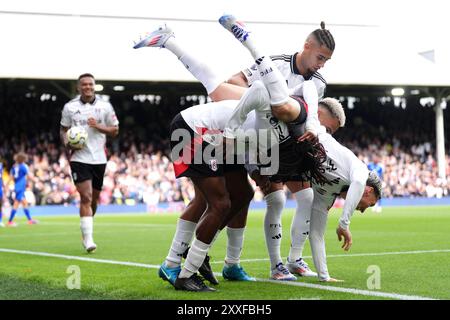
[0,206,449,300]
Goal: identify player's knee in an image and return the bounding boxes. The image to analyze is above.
[80,192,92,205]
[189,196,207,213]
[265,190,286,211]
[210,196,231,215]
[271,104,293,123]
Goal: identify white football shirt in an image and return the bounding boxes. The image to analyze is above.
[180,83,289,172]
[312,126,369,228]
[180,100,256,146]
[61,96,119,164]
[242,53,327,99]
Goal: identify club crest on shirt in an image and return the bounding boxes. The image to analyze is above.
[209,159,218,172]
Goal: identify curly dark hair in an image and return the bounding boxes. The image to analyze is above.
[275,138,330,185]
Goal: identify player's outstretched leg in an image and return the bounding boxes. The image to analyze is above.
[133,24,232,99]
[219,14,290,108]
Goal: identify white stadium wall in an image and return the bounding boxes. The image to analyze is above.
[1,0,450,86]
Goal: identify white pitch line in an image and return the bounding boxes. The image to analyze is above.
[211,249,450,264]
[0,248,437,300]
[31,222,173,228]
[255,278,435,300]
[0,248,160,269]
[0,232,80,238]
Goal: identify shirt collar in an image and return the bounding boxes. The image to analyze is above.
[292,52,313,80]
[80,96,96,105]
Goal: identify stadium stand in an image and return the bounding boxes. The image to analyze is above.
[0,86,449,207]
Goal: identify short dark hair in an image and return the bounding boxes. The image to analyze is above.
[78,73,95,82]
[310,21,335,51]
[15,152,27,163]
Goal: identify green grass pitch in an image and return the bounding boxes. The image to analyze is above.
[0,206,449,300]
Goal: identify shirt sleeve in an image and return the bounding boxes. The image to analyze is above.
[338,162,369,229]
[105,103,119,126]
[317,84,325,100]
[60,104,71,127]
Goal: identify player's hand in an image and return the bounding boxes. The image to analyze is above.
[65,142,84,151]
[298,130,318,142]
[87,117,98,128]
[336,226,352,251]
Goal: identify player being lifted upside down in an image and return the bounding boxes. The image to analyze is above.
[135,16,331,291]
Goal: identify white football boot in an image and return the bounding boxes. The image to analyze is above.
[83,239,97,253]
[133,24,174,49]
[219,14,251,43]
[271,263,297,281]
[287,258,318,277]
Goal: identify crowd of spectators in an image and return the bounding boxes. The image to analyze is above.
[1,92,449,207]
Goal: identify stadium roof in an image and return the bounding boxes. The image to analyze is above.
[1,0,450,87]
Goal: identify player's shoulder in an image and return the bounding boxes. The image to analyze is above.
[63,97,81,109]
[311,71,327,87]
[269,53,293,70]
[270,53,292,63]
[94,96,114,109]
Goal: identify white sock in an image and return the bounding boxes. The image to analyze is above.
[179,238,211,278]
[165,219,196,268]
[253,56,290,106]
[235,28,289,106]
[225,227,245,265]
[80,216,94,243]
[241,36,261,61]
[179,53,223,94]
[288,188,314,262]
[163,37,185,59]
[163,37,223,94]
[264,190,286,270]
